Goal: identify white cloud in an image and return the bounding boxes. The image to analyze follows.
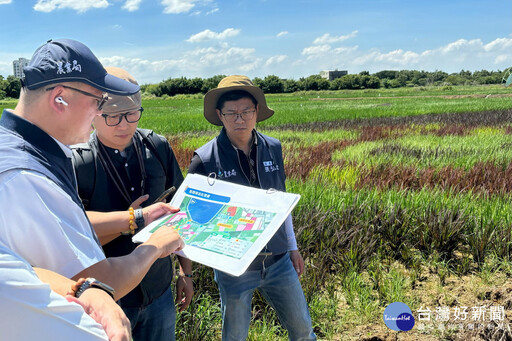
[122,0,142,11]
[301,44,331,57]
[313,30,358,45]
[375,49,420,64]
[277,31,288,38]
[333,46,359,55]
[0,0,12,5]
[33,0,109,13]
[99,45,260,83]
[161,0,198,14]
[0,61,10,78]
[484,37,512,52]
[494,54,512,64]
[186,28,240,43]
[264,55,287,67]
[297,37,512,76]
[91,37,512,84]
[206,8,218,15]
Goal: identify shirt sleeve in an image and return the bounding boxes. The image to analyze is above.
[0,245,108,341]
[188,153,207,175]
[0,170,106,278]
[284,214,298,251]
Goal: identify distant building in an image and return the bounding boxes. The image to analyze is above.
[320,70,348,81]
[13,58,29,79]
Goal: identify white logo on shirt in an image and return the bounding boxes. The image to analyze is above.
[217,169,237,179]
[263,160,279,173]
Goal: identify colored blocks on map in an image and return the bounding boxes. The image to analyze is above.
[227,206,237,216]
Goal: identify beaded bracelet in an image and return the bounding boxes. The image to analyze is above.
[128,207,136,235]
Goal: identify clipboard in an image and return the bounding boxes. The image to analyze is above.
[133,173,300,276]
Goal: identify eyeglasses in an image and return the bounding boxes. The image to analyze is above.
[101,107,144,126]
[46,85,109,111]
[220,108,256,122]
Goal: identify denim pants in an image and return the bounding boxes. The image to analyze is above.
[122,285,176,341]
[214,254,316,341]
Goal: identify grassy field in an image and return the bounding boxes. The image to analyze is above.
[151,85,512,340]
[3,85,512,340]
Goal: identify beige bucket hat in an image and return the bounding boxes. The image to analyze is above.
[102,66,141,114]
[203,75,274,126]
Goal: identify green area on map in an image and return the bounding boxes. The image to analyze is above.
[151,196,276,259]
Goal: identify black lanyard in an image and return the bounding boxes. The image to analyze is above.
[94,135,146,207]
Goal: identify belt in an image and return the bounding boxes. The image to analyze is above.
[247,252,286,271]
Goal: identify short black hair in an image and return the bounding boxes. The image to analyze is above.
[217,90,257,111]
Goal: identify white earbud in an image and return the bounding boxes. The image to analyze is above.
[55,96,68,106]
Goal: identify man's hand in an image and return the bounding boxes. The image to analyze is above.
[130,195,180,226]
[289,250,305,277]
[175,275,194,312]
[67,288,131,341]
[143,203,180,226]
[145,226,185,258]
[130,194,149,209]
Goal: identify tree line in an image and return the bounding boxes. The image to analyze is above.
[0,69,507,99]
[0,75,21,100]
[142,69,507,97]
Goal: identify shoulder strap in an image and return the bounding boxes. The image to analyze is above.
[71,142,97,209]
[137,129,169,174]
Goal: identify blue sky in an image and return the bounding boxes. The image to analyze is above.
[0,0,511,84]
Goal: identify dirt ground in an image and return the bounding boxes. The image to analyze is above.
[329,269,512,341]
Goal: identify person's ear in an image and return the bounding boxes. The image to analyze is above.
[55,97,68,106]
[48,87,67,113]
[216,109,222,121]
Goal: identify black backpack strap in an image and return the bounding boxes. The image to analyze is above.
[71,142,97,210]
[137,128,169,174]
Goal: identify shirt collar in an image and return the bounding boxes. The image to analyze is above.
[229,129,258,152]
[51,137,73,158]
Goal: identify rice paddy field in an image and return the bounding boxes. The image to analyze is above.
[3,84,512,340]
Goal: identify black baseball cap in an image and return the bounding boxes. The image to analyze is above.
[22,39,139,96]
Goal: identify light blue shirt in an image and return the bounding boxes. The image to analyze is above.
[0,243,108,340]
[0,169,105,278]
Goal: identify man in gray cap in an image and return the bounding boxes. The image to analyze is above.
[72,66,193,341]
[0,39,184,319]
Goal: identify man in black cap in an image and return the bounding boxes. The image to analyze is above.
[0,39,184,310]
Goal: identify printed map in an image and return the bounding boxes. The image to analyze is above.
[150,188,276,259]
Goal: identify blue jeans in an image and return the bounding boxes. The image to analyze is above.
[122,285,176,341]
[214,254,316,341]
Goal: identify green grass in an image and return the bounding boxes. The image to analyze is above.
[290,179,512,226]
[334,127,512,170]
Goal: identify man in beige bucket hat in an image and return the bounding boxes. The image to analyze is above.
[72,67,193,341]
[189,75,316,340]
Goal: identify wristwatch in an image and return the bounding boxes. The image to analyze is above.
[134,208,145,229]
[75,277,115,300]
